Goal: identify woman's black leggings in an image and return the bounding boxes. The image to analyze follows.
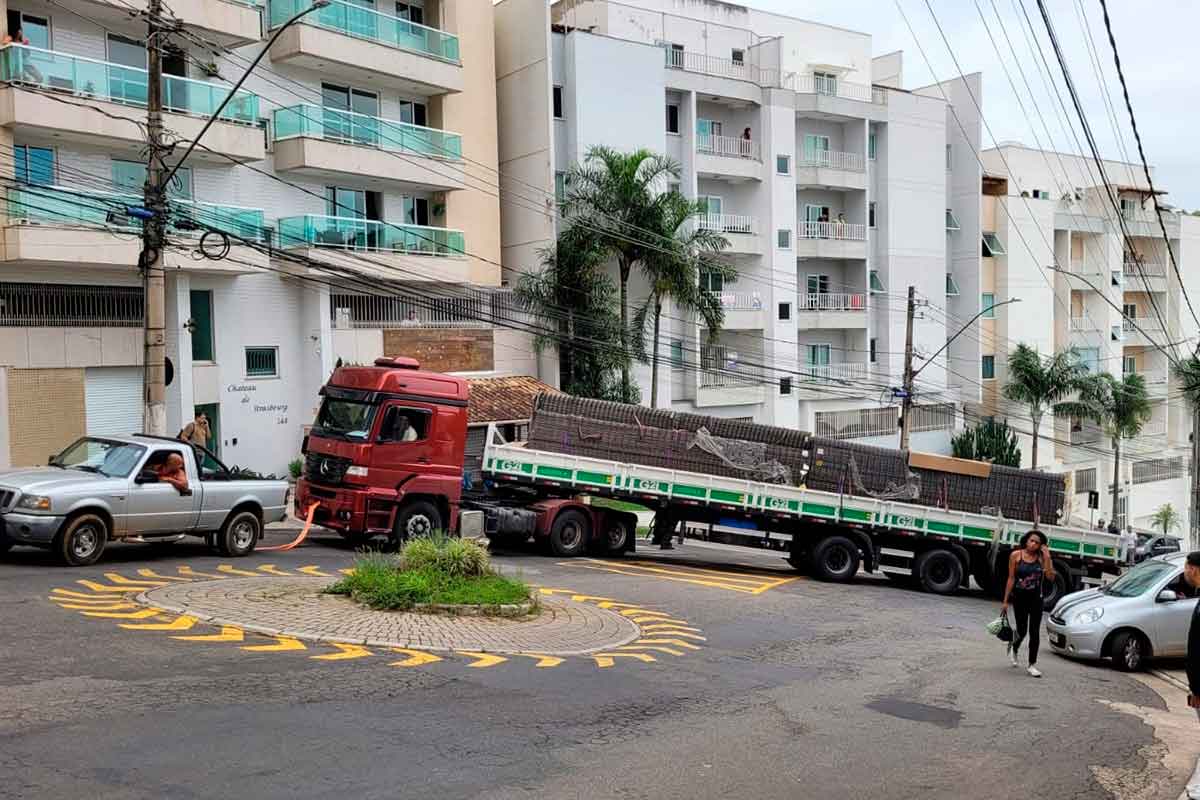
[1011,590,1043,665]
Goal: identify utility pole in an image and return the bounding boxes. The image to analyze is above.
[1192,403,1200,549]
[141,0,168,435]
[898,286,916,450]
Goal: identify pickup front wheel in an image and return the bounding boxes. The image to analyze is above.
[57,513,108,566]
[217,510,261,557]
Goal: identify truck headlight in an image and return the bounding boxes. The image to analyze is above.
[16,494,51,511]
[1072,607,1104,625]
[345,466,368,478]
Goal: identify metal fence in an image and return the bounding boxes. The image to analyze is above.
[0,282,143,327]
[1074,467,1097,494]
[699,344,763,388]
[909,403,956,433]
[814,406,899,439]
[330,288,523,329]
[1132,455,1187,485]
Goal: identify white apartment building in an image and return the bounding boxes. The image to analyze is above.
[0,0,530,474]
[495,0,984,451]
[977,143,1200,531]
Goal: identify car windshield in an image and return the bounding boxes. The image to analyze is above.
[53,438,146,478]
[314,398,378,441]
[1137,533,1155,546]
[1103,559,1176,598]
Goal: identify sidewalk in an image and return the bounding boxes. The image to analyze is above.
[1130,668,1200,800]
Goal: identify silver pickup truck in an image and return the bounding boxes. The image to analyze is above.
[0,435,289,566]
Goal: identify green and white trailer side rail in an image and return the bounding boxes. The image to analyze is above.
[482,430,1122,566]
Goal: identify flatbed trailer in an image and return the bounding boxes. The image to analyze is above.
[482,426,1123,607]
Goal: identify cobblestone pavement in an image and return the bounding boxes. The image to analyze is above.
[138,577,642,655]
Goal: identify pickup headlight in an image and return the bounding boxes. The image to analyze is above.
[16,494,51,511]
[345,466,368,478]
[1072,607,1104,625]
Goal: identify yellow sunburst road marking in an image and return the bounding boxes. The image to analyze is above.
[104,572,166,587]
[561,558,797,594]
[516,653,565,668]
[49,592,124,603]
[76,580,139,594]
[631,616,690,625]
[137,569,192,582]
[174,626,245,642]
[338,568,356,576]
[620,609,669,618]
[633,638,702,650]
[120,615,198,631]
[458,651,508,668]
[570,594,616,603]
[638,628,706,640]
[298,566,332,577]
[55,601,138,611]
[311,643,372,661]
[592,652,656,668]
[178,566,223,579]
[217,565,260,577]
[242,636,306,652]
[617,644,686,656]
[257,565,293,576]
[389,648,442,667]
[80,607,163,619]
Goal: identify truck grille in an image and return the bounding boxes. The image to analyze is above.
[305,453,351,485]
[0,489,16,511]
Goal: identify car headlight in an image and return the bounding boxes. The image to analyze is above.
[345,466,368,478]
[16,494,51,511]
[1072,607,1104,625]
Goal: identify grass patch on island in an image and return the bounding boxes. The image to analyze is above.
[326,537,533,613]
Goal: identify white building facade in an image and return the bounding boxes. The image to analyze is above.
[0,0,527,475]
[495,0,983,452]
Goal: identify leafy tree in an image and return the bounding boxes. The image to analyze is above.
[514,224,635,402]
[563,146,683,400]
[1066,372,1153,516]
[950,418,1021,467]
[1151,503,1181,535]
[1001,344,1087,469]
[631,192,731,407]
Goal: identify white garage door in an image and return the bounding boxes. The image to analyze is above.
[85,367,144,437]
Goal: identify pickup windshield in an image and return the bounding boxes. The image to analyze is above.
[1103,559,1175,598]
[54,438,146,478]
[314,398,378,441]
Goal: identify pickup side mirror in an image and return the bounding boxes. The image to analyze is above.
[47,454,57,466]
[1157,589,1179,603]
[135,469,160,485]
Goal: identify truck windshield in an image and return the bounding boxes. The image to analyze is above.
[314,398,378,441]
[53,438,146,478]
[1103,559,1175,598]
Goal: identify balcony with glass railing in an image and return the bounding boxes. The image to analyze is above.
[277,215,465,258]
[272,104,466,189]
[268,0,462,93]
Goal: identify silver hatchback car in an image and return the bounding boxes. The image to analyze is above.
[1046,553,1194,671]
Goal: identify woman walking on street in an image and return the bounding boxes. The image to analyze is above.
[1001,530,1055,677]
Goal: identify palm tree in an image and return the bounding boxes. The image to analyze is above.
[1151,503,1181,535]
[563,146,682,401]
[1067,372,1153,518]
[631,192,731,407]
[1001,344,1087,469]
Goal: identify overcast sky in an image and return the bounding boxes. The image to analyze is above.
[742,0,1199,210]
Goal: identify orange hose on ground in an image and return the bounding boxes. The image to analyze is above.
[258,502,320,552]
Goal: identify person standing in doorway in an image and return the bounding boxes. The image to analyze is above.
[1182,552,1200,799]
[179,410,211,450]
[1001,530,1055,677]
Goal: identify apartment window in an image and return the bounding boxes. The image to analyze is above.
[554,171,566,204]
[778,302,791,321]
[667,42,685,68]
[945,143,952,170]
[807,274,830,295]
[1123,355,1137,375]
[396,0,424,24]
[114,160,192,200]
[245,346,278,378]
[806,344,831,366]
[1120,196,1139,216]
[946,273,960,296]
[13,145,54,185]
[189,290,214,362]
[981,232,1006,256]
[322,83,379,118]
[868,131,876,160]
[813,71,837,96]
[398,100,428,127]
[667,181,681,196]
[1075,347,1100,373]
[868,201,876,228]
[869,270,886,293]
[981,355,995,380]
[1123,302,1137,320]
[552,86,564,119]
[403,196,430,226]
[981,293,996,318]
[8,11,50,49]
[665,103,680,134]
[669,339,684,370]
[700,269,725,293]
[777,229,792,249]
[780,376,792,395]
[869,338,877,363]
[945,208,960,230]
[776,154,791,175]
[731,49,744,65]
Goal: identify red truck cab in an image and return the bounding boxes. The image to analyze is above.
[296,357,468,544]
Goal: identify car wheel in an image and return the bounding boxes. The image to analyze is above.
[390,501,443,549]
[915,549,963,595]
[218,510,261,557]
[548,509,589,558]
[1110,631,1149,672]
[809,535,861,582]
[56,513,108,567]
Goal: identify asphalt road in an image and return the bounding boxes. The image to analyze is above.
[0,530,1181,800]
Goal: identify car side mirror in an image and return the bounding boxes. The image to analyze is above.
[135,469,160,484]
[1157,589,1179,603]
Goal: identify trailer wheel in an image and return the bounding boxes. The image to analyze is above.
[548,509,589,557]
[810,535,860,582]
[915,549,963,595]
[603,518,631,555]
[390,501,443,548]
[1042,559,1073,611]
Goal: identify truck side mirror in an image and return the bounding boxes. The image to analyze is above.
[135,469,160,484]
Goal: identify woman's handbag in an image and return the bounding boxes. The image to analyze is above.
[986,611,1014,642]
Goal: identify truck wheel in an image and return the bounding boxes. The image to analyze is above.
[218,510,261,557]
[339,531,378,548]
[1042,559,1072,611]
[971,557,1006,598]
[602,518,631,556]
[809,535,860,582]
[1110,630,1149,672]
[390,501,443,548]
[56,513,108,566]
[915,549,963,595]
[548,509,589,557]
